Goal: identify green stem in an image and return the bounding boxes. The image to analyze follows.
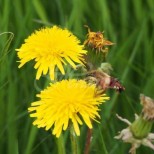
[102,52,107,62]
[70,126,78,154]
[56,134,66,154]
[98,125,109,154]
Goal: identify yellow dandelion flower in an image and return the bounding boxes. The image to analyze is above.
[16,26,87,80]
[28,79,109,138]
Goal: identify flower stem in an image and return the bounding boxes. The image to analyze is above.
[70,126,78,154]
[84,128,92,154]
[56,134,66,154]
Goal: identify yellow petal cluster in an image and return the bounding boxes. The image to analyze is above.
[28,79,109,137]
[16,26,87,80]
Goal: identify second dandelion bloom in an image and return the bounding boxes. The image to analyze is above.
[16,26,87,80]
[28,79,109,137]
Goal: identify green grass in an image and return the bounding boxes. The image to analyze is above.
[0,0,154,154]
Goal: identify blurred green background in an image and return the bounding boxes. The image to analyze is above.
[0,0,154,154]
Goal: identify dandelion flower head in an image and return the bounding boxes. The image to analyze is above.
[16,26,87,80]
[84,25,114,53]
[28,79,109,137]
